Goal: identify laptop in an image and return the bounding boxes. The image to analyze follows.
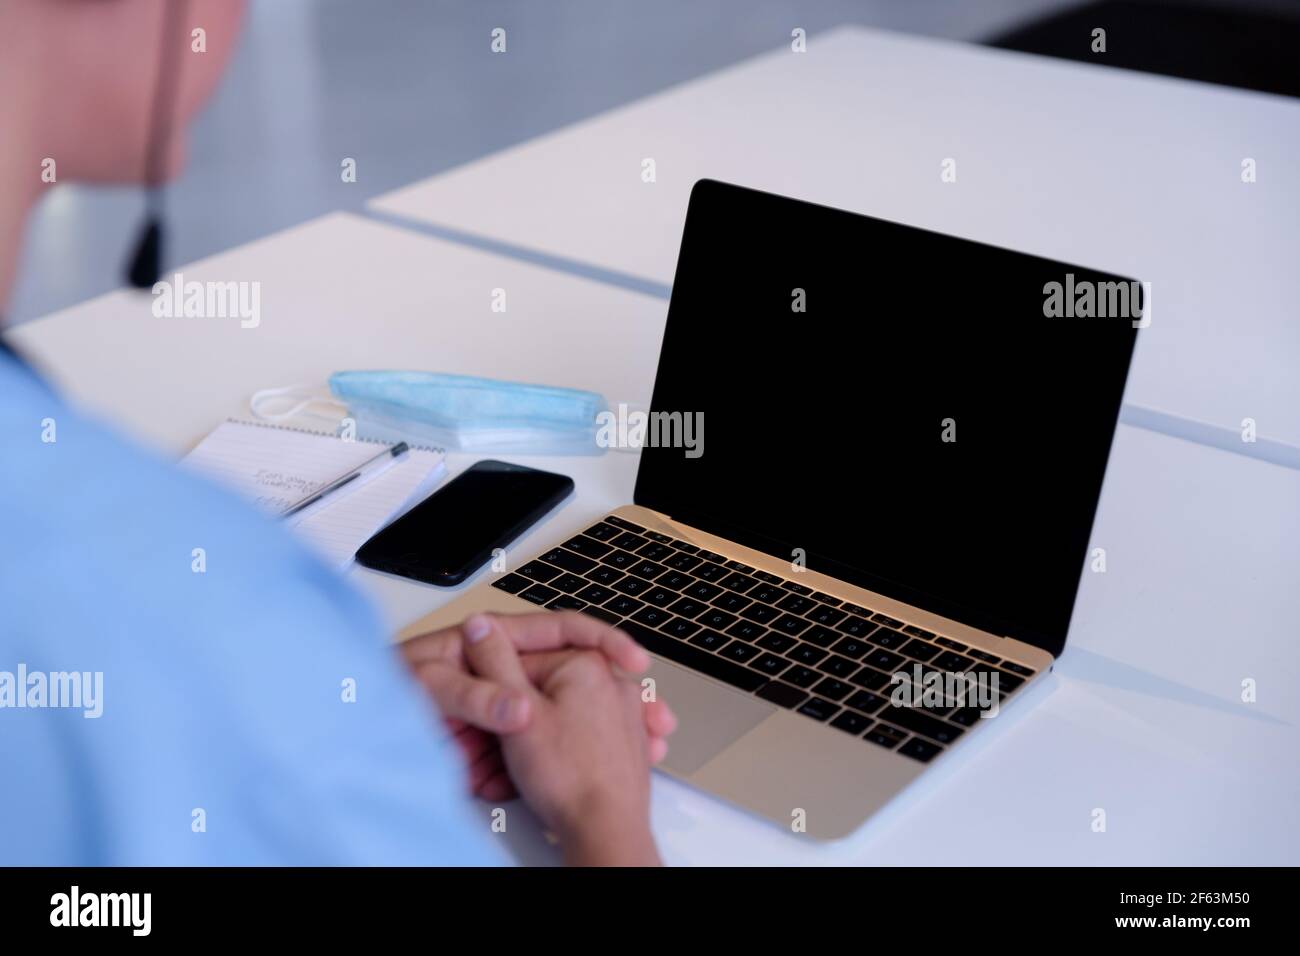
[401,179,1141,839]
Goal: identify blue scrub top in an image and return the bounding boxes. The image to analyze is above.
[0,343,503,864]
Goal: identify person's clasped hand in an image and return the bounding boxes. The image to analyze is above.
[400,611,676,865]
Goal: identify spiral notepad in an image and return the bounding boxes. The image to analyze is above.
[182,419,446,568]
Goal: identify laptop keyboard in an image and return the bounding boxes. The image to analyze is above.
[493,515,1037,763]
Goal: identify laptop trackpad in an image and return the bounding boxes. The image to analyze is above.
[650,660,774,776]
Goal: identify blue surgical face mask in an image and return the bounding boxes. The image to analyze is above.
[250,371,611,455]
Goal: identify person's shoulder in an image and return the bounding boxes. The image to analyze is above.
[0,362,501,864]
[0,361,376,651]
[1,374,286,564]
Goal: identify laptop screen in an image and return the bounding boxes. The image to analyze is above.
[635,180,1140,656]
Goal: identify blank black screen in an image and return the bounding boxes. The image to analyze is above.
[635,181,1139,655]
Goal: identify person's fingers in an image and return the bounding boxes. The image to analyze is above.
[644,699,678,739]
[476,768,518,803]
[399,627,463,668]
[442,715,466,735]
[455,730,516,801]
[591,627,650,675]
[522,652,672,746]
[519,646,652,689]
[648,736,669,765]
[467,744,506,794]
[451,724,497,769]
[482,612,651,674]
[413,660,530,732]
[519,649,572,685]
[462,614,533,689]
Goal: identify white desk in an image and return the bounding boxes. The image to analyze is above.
[15,211,1299,864]
[493,422,1300,866]
[370,25,1300,454]
[13,212,666,635]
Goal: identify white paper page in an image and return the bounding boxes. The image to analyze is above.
[182,420,444,567]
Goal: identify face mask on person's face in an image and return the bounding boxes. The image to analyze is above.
[250,371,611,455]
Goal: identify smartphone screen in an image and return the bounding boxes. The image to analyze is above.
[356,460,574,586]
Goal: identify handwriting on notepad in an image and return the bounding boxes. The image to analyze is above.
[181,420,447,568]
[250,468,320,511]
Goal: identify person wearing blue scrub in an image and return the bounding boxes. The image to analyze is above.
[0,0,672,867]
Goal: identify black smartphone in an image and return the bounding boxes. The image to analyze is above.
[356,459,574,587]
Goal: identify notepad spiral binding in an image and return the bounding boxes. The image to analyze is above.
[227,418,445,455]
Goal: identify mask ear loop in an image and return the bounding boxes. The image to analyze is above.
[249,385,349,425]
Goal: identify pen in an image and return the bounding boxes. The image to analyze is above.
[279,441,410,519]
